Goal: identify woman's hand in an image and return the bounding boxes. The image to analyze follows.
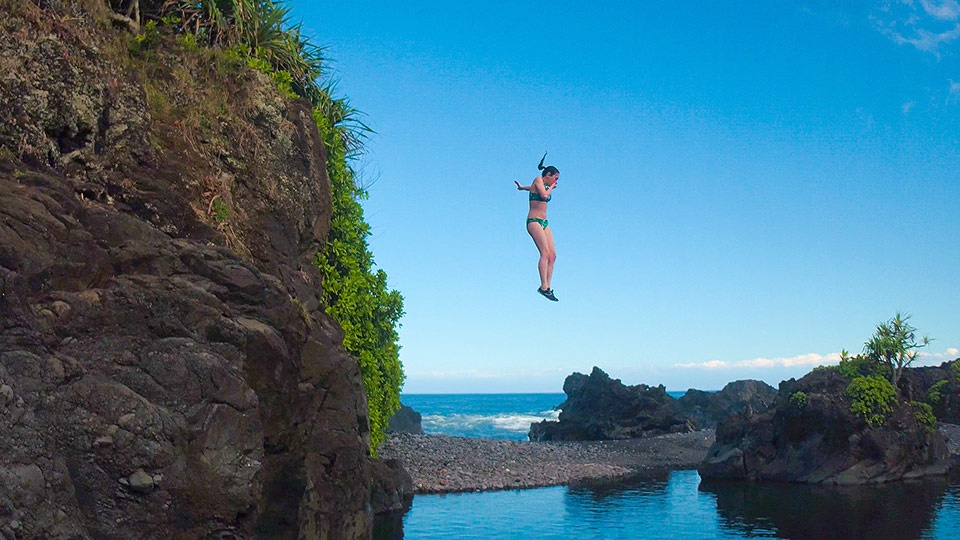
[515,180,529,191]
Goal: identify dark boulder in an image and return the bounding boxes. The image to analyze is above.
[529,367,692,441]
[678,379,778,428]
[699,368,949,484]
[387,404,424,435]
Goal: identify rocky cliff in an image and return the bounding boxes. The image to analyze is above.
[0,1,401,537]
[677,379,777,429]
[900,360,960,423]
[699,368,949,484]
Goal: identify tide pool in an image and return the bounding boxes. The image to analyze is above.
[392,470,960,539]
[388,393,960,539]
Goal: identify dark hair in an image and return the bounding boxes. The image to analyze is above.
[537,152,559,176]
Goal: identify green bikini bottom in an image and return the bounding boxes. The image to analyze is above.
[526,217,548,229]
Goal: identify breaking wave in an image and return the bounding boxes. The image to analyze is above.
[421,410,561,440]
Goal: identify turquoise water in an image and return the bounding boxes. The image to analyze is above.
[389,394,960,539]
[402,471,736,539]
[398,471,960,539]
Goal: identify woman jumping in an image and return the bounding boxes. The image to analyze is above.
[515,153,560,301]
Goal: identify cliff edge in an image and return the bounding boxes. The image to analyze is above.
[0,1,392,537]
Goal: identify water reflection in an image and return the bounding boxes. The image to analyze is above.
[383,472,960,539]
[566,470,672,501]
[563,471,731,539]
[700,477,949,539]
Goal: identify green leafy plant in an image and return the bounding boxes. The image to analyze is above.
[129,19,162,59]
[211,198,230,223]
[846,375,897,426]
[313,110,403,454]
[788,391,808,411]
[927,379,949,406]
[834,349,890,381]
[160,13,182,26]
[162,1,327,106]
[864,312,931,388]
[911,401,936,431]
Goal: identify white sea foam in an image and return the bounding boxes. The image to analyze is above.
[421,409,560,437]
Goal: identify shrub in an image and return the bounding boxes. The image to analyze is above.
[846,376,897,426]
[313,110,403,454]
[834,350,889,381]
[211,198,230,223]
[927,380,949,406]
[911,401,937,431]
[864,312,931,387]
[129,19,162,59]
[788,391,808,411]
[950,359,960,382]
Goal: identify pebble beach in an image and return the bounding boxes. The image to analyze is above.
[379,429,717,493]
[382,424,960,494]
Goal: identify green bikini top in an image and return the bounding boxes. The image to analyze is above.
[529,185,552,203]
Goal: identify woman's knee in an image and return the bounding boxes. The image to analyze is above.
[547,251,557,264]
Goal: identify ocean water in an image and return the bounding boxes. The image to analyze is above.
[400,393,566,440]
[401,391,686,441]
[386,393,960,539]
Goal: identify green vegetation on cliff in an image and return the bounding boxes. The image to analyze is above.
[128,0,404,452]
[845,375,896,426]
[831,313,933,427]
[312,109,405,453]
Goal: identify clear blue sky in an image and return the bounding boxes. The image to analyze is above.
[291,1,959,393]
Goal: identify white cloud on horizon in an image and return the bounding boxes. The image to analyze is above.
[675,347,960,371]
[917,348,960,363]
[674,352,843,370]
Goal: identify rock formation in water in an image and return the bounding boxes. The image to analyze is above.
[677,379,778,429]
[699,368,949,484]
[387,404,424,435]
[0,1,408,537]
[528,367,693,441]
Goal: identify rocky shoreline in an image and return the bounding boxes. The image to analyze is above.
[381,424,960,495]
[379,429,716,493]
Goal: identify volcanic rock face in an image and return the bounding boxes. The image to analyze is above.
[899,360,960,424]
[699,369,950,484]
[0,1,391,537]
[528,367,693,441]
[677,379,778,429]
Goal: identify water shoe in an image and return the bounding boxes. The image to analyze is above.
[537,287,558,301]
